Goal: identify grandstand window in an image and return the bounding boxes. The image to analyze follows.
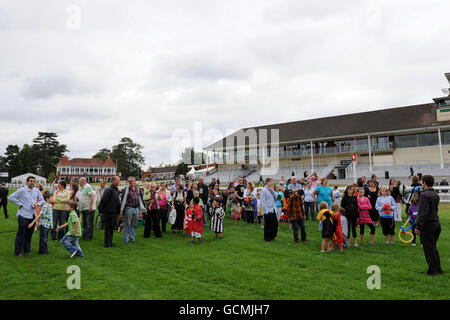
[394,134,417,148]
[417,132,439,147]
[441,130,450,145]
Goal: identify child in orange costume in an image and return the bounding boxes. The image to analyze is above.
[330,203,344,251]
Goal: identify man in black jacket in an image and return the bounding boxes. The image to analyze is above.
[415,175,443,275]
[197,176,209,227]
[0,182,9,218]
[98,176,121,248]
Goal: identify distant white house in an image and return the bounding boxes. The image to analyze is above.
[11,173,47,184]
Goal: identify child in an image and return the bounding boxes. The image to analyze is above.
[28,191,53,254]
[184,202,194,238]
[332,186,341,204]
[375,186,397,244]
[330,203,343,251]
[392,180,403,222]
[56,201,84,258]
[256,192,263,226]
[407,193,420,246]
[229,189,241,224]
[191,197,203,244]
[210,198,225,239]
[357,188,375,245]
[339,207,349,248]
[317,201,334,252]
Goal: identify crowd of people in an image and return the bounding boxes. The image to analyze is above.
[3,170,444,276]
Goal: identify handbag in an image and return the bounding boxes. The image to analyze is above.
[168,208,177,224]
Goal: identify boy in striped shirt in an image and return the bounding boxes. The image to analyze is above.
[28,191,53,254]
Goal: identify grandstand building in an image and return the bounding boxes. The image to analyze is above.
[205,74,450,183]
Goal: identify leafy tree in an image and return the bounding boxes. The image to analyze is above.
[175,162,188,176]
[110,137,145,178]
[32,132,68,178]
[18,144,38,174]
[4,145,21,178]
[93,148,111,162]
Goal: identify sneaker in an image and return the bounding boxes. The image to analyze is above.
[354,243,358,247]
[261,226,264,229]
[390,242,395,245]
[412,243,416,247]
[385,241,389,244]
[70,249,79,258]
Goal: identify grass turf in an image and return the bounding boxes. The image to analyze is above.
[0,194,448,300]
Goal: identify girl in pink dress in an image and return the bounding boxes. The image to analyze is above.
[357,188,376,245]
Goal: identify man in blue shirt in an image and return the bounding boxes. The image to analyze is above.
[260,178,278,241]
[8,176,45,257]
[287,176,301,192]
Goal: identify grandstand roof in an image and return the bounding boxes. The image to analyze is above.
[205,102,450,150]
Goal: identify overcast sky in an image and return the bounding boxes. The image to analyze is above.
[1,0,450,168]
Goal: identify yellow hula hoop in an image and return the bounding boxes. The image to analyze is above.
[398,217,414,244]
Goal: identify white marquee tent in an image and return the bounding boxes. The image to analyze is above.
[11,173,47,184]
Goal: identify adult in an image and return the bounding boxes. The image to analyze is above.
[8,176,45,257]
[287,176,301,192]
[260,178,278,242]
[365,180,380,225]
[307,171,321,189]
[98,176,121,248]
[287,189,306,243]
[371,174,379,189]
[409,166,415,179]
[171,184,187,232]
[243,182,257,223]
[340,185,359,246]
[170,177,180,195]
[158,182,171,233]
[144,182,162,238]
[96,180,107,225]
[0,182,9,218]
[209,178,217,190]
[78,177,96,241]
[303,181,316,221]
[313,178,334,211]
[198,176,209,227]
[439,178,449,193]
[415,175,443,275]
[142,182,151,208]
[405,176,422,214]
[120,176,147,243]
[51,180,70,240]
[186,181,198,206]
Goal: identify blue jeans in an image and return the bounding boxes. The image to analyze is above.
[124,207,139,242]
[51,209,67,240]
[39,226,50,254]
[61,235,84,257]
[304,202,316,221]
[15,215,34,256]
[81,209,94,240]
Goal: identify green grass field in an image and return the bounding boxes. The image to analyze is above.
[0,191,448,300]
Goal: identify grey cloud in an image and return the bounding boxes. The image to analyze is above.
[21,75,93,99]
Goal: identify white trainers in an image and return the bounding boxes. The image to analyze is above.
[412,243,416,247]
[385,241,389,244]
[70,249,79,258]
[354,243,358,247]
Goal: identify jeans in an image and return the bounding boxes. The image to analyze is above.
[81,210,94,240]
[51,209,67,240]
[123,207,139,242]
[304,202,315,220]
[292,219,306,241]
[61,235,84,257]
[15,215,34,256]
[39,226,50,254]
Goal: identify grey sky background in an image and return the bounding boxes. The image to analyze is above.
[1,0,450,168]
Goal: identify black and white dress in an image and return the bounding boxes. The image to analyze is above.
[210,207,225,233]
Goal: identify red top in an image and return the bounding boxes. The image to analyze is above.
[192,204,203,234]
